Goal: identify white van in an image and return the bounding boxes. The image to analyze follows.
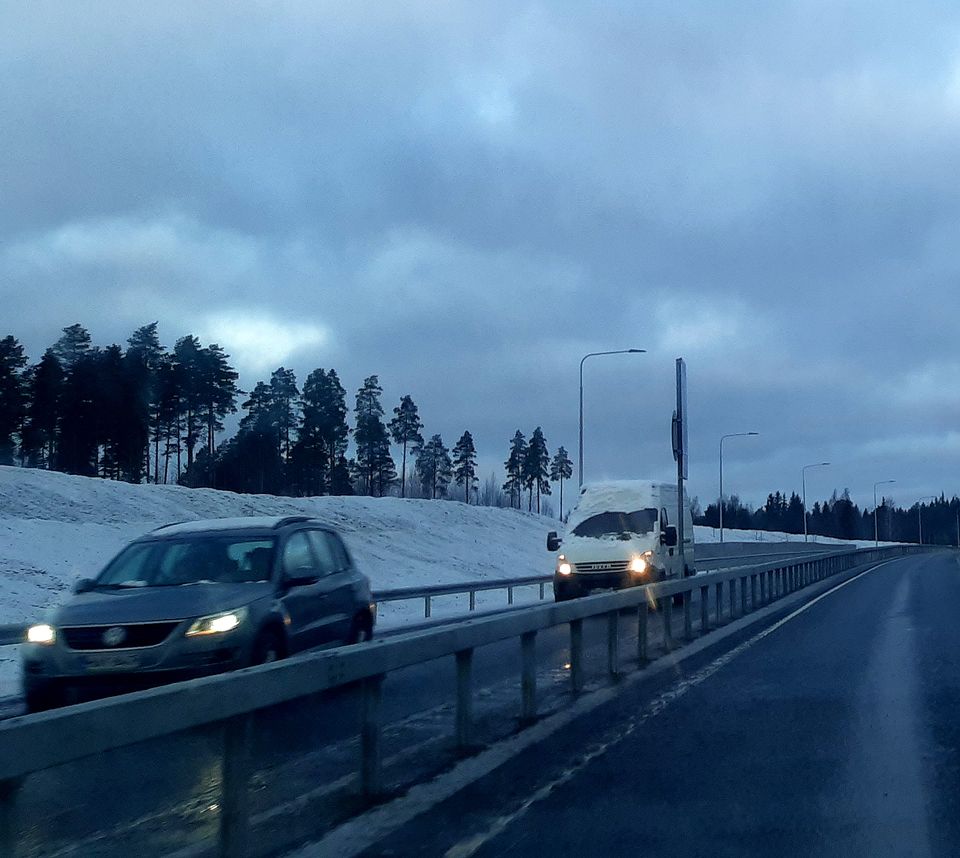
[547,480,695,601]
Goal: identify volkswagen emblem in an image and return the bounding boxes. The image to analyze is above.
[102,626,127,647]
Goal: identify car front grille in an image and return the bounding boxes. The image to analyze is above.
[575,560,631,574]
[61,622,180,650]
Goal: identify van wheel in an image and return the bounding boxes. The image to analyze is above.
[348,611,373,644]
[251,629,285,665]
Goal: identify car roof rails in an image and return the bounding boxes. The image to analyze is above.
[152,520,190,532]
[273,515,314,529]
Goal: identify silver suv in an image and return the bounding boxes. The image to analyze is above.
[22,515,376,711]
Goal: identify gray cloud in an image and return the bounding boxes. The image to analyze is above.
[3,0,960,512]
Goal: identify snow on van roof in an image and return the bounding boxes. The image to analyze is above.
[572,481,673,521]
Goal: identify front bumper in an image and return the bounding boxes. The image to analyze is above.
[554,568,659,597]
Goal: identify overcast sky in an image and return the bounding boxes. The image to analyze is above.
[3,1,959,514]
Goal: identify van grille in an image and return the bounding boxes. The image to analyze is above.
[62,623,180,650]
[575,560,630,574]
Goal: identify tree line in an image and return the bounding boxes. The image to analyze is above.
[0,324,575,512]
[697,490,960,546]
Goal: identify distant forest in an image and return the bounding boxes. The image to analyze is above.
[0,324,956,544]
[0,324,572,514]
[694,491,960,547]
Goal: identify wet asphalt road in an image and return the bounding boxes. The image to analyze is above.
[364,552,960,858]
[11,548,827,856]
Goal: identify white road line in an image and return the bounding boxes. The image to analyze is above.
[289,558,902,858]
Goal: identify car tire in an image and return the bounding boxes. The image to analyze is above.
[347,611,373,644]
[251,629,285,665]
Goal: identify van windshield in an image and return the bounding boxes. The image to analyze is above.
[570,509,658,539]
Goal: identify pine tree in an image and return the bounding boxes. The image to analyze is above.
[0,336,28,465]
[126,323,165,482]
[503,430,526,509]
[416,434,452,499]
[292,368,349,495]
[388,395,424,498]
[22,350,64,468]
[523,426,551,513]
[173,335,205,472]
[51,324,91,371]
[452,430,478,503]
[269,367,299,463]
[198,345,239,463]
[354,376,395,496]
[549,446,573,520]
[56,348,102,476]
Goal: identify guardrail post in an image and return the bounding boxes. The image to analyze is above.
[683,591,693,641]
[424,595,431,618]
[0,778,21,858]
[455,648,474,751]
[750,574,757,610]
[729,579,737,618]
[361,674,385,799]
[469,590,476,611]
[508,586,514,606]
[661,597,673,651]
[740,576,747,615]
[221,713,253,858]
[521,631,537,723]
[539,582,545,600]
[715,583,723,623]
[570,619,584,694]
[700,585,709,634]
[637,604,648,665]
[607,611,621,678]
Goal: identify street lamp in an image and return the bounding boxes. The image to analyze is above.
[718,432,759,543]
[916,496,936,545]
[873,480,896,547]
[578,349,646,488]
[802,462,830,543]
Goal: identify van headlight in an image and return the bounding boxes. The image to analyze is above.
[186,606,248,637]
[629,555,647,574]
[26,624,56,645]
[557,561,573,576]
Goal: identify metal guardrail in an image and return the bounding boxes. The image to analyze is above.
[0,551,856,646]
[0,544,932,856]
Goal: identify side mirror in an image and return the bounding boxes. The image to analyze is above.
[546,531,562,552]
[73,578,96,594]
[661,526,678,548]
[284,570,320,588]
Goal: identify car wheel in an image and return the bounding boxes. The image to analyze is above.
[251,629,285,665]
[347,611,373,644]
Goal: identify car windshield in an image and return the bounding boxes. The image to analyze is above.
[95,537,277,587]
[570,509,659,539]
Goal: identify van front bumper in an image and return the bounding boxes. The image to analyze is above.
[554,568,660,600]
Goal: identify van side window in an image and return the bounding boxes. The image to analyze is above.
[307,530,338,577]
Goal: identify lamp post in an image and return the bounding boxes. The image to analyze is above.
[578,349,646,488]
[874,480,896,547]
[718,432,759,543]
[916,496,936,545]
[802,462,830,543]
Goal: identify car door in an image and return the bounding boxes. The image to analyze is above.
[307,529,355,642]
[278,529,327,652]
[660,506,679,579]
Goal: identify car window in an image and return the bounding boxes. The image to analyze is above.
[283,532,316,577]
[327,533,352,572]
[307,530,338,577]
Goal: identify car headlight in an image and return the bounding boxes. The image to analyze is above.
[557,561,573,576]
[629,555,647,574]
[26,624,56,645]
[186,606,248,637]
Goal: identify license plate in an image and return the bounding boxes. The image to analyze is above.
[83,653,141,672]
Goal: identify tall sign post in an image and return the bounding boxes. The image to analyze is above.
[671,358,688,563]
